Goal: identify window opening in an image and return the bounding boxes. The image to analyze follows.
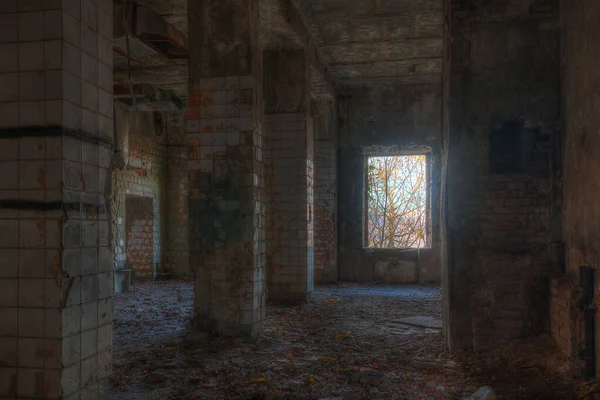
[365,154,429,249]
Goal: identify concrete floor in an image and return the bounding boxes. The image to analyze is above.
[112,280,194,357]
[109,282,571,399]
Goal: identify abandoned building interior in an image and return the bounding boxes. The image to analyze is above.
[0,0,599,398]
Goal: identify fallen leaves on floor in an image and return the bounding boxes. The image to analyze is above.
[110,282,573,400]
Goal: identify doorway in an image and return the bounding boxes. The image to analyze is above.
[125,195,155,280]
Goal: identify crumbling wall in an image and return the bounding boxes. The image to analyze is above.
[111,106,167,279]
[561,0,600,373]
[445,0,561,350]
[337,83,442,284]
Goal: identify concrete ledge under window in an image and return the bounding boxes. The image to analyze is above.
[338,246,441,284]
[337,83,443,286]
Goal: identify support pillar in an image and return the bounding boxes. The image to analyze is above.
[187,0,265,335]
[312,99,338,283]
[165,111,190,277]
[0,0,113,398]
[264,50,314,302]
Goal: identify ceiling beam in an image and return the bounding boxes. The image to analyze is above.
[321,37,443,65]
[114,66,188,90]
[328,56,441,67]
[299,0,442,21]
[337,74,440,86]
[330,58,442,79]
[276,0,336,100]
[323,35,442,47]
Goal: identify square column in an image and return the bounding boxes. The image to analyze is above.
[312,99,337,283]
[264,50,315,302]
[0,1,113,398]
[188,0,265,335]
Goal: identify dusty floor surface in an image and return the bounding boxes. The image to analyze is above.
[110,281,574,400]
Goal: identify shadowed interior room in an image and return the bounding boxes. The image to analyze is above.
[0,0,598,399]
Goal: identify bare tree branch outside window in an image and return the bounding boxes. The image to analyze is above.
[366,155,427,249]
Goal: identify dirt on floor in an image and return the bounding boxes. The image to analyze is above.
[110,281,574,400]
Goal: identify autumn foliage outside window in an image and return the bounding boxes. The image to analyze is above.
[366,155,428,249]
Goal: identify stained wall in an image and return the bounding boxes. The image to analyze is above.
[337,83,443,284]
[445,0,561,350]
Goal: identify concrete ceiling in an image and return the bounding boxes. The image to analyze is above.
[113,1,189,103]
[117,0,443,94]
[298,0,444,85]
[133,0,187,34]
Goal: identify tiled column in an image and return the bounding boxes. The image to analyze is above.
[0,1,113,399]
[187,0,265,335]
[165,111,189,277]
[264,50,315,302]
[313,99,337,283]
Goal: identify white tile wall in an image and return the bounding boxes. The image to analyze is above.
[266,113,315,301]
[0,1,113,399]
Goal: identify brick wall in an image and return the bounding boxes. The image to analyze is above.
[110,106,166,280]
[445,0,561,349]
[125,196,154,279]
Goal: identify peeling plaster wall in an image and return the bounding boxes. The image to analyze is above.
[110,106,167,279]
[337,83,442,284]
[446,0,561,350]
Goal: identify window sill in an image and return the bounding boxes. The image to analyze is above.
[363,247,432,252]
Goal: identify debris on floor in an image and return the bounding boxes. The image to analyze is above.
[109,282,573,400]
[469,386,496,400]
[112,279,194,358]
[455,334,574,400]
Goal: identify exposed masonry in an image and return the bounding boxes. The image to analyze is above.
[265,113,315,301]
[110,109,190,280]
[125,196,154,279]
[110,107,166,279]
[449,131,557,351]
[447,0,561,350]
[188,75,266,335]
